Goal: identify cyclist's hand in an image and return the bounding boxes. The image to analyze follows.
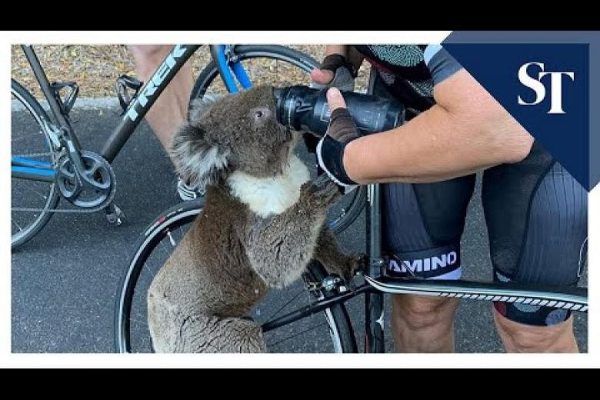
[316,88,360,193]
[310,54,356,92]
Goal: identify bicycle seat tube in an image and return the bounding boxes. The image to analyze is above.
[21,45,81,151]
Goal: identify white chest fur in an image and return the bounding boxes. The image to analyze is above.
[227,155,310,218]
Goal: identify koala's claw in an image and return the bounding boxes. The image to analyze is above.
[307,174,341,205]
[323,254,368,286]
[343,254,368,283]
[353,254,369,274]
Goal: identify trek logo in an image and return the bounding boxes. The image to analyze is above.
[517,62,575,114]
[126,45,188,122]
[389,251,458,274]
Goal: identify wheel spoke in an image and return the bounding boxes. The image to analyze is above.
[261,288,309,323]
[12,219,24,232]
[141,262,157,280]
[266,321,328,349]
[19,184,50,200]
[12,151,53,158]
[159,239,173,256]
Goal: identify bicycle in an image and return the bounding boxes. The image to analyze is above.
[114,70,588,353]
[11,44,367,249]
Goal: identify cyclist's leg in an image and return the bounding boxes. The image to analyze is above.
[384,176,476,352]
[493,309,577,352]
[128,45,194,154]
[482,141,587,352]
[370,73,476,352]
[391,296,459,353]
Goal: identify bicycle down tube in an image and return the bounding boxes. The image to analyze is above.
[101,45,200,162]
[100,44,254,162]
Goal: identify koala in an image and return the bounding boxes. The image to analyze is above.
[147,86,361,353]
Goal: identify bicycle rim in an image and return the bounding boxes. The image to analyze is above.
[190,45,319,99]
[11,80,59,249]
[115,200,356,353]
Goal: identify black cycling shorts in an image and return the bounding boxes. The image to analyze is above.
[382,141,588,327]
[369,75,588,327]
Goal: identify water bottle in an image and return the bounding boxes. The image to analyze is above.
[273,85,405,135]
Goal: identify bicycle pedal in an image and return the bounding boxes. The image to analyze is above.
[51,81,79,114]
[115,75,143,114]
[105,204,125,226]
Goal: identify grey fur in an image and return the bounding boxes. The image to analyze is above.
[148,86,362,353]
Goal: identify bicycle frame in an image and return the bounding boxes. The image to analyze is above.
[11,44,255,183]
[261,265,588,344]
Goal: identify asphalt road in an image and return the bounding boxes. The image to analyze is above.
[11,104,588,353]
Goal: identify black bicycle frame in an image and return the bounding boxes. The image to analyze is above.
[363,70,386,353]
[20,44,200,166]
[101,45,200,162]
[22,46,75,142]
[365,184,386,352]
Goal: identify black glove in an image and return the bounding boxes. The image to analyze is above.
[311,54,357,92]
[316,107,360,191]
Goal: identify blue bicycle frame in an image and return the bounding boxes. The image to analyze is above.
[11,44,254,184]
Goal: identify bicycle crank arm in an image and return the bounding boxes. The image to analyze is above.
[364,276,588,312]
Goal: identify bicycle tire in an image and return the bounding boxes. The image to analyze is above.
[190,45,366,234]
[11,79,60,249]
[114,200,357,353]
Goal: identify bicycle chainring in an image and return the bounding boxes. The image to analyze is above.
[56,150,116,209]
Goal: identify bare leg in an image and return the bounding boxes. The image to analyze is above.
[493,308,579,352]
[128,45,193,157]
[391,295,459,352]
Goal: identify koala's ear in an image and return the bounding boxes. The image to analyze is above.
[170,122,230,189]
[187,96,217,123]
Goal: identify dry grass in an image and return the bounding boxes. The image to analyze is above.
[11,45,369,99]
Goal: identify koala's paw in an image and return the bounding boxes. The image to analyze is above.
[304,174,342,206]
[325,253,368,284]
[351,254,369,277]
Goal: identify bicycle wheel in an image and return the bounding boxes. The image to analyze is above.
[190,45,366,234]
[114,200,357,353]
[11,79,59,249]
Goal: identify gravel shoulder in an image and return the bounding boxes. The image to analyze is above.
[11,45,370,98]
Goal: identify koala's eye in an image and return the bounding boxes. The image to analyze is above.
[250,107,271,122]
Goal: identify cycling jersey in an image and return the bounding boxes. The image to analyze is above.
[354,45,588,326]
